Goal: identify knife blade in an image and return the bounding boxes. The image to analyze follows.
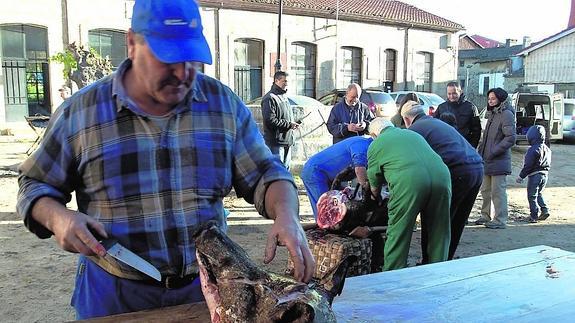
[90,228,162,282]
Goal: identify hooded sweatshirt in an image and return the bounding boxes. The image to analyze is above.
[519,125,551,179]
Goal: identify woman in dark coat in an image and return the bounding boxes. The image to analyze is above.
[476,88,516,229]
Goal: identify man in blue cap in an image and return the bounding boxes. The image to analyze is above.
[16,0,314,319]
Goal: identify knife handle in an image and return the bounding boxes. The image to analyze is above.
[88,227,117,251]
[88,227,105,241]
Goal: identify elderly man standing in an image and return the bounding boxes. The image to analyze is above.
[261,71,299,169]
[367,118,451,270]
[434,81,482,148]
[326,83,373,144]
[402,101,484,260]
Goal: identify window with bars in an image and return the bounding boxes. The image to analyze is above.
[290,42,316,98]
[1,24,51,118]
[340,46,362,88]
[88,29,127,68]
[234,38,264,102]
[415,51,433,92]
[385,49,396,82]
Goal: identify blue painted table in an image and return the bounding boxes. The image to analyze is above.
[333,245,575,322]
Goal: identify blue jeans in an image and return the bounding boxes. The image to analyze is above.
[301,165,330,219]
[71,256,204,319]
[527,173,548,219]
[268,144,292,170]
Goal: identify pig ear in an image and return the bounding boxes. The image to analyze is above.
[317,255,358,305]
[268,302,315,322]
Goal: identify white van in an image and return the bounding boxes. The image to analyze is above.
[512,92,564,145]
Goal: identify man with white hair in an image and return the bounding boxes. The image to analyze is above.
[326,83,373,144]
[402,101,483,260]
[367,116,451,270]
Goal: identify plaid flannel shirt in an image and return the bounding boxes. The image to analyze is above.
[17,59,294,278]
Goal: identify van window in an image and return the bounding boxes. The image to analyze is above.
[553,101,561,120]
[565,103,574,116]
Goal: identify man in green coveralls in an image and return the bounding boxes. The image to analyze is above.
[366,118,451,270]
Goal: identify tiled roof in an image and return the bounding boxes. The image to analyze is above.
[470,35,503,48]
[200,0,464,32]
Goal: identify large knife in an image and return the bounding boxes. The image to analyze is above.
[90,228,162,282]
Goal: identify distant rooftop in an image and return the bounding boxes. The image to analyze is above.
[469,35,503,48]
[459,44,525,62]
[517,26,575,56]
[200,0,464,32]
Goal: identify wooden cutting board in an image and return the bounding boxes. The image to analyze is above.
[79,302,210,322]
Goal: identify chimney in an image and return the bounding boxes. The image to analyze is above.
[505,38,517,47]
[523,36,532,48]
[570,0,575,28]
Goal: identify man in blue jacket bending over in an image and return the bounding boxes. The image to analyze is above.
[402,101,484,260]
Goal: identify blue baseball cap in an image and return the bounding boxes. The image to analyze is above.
[131,0,212,64]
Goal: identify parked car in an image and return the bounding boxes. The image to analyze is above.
[388,91,445,116]
[563,98,575,141]
[317,88,397,118]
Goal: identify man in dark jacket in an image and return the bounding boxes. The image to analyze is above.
[402,101,483,260]
[326,83,373,144]
[516,125,551,222]
[476,87,516,229]
[434,81,482,148]
[261,71,299,169]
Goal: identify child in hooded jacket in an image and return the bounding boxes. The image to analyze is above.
[516,125,551,223]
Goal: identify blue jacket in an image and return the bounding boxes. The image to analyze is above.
[519,125,551,178]
[326,100,373,144]
[409,114,483,176]
[301,136,373,181]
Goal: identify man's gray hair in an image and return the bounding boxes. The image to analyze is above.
[346,83,362,96]
[400,100,425,118]
[368,117,394,136]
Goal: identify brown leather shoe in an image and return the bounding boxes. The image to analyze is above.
[538,213,550,221]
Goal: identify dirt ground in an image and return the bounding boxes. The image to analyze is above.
[1,140,574,322]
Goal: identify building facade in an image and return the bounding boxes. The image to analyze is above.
[518,27,575,99]
[0,0,463,130]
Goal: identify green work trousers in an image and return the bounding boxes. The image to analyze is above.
[383,169,451,271]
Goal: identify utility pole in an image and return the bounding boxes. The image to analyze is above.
[334,0,339,88]
[274,0,283,72]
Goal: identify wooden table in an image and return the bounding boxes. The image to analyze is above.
[332,245,575,322]
[82,302,210,322]
[84,245,575,322]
